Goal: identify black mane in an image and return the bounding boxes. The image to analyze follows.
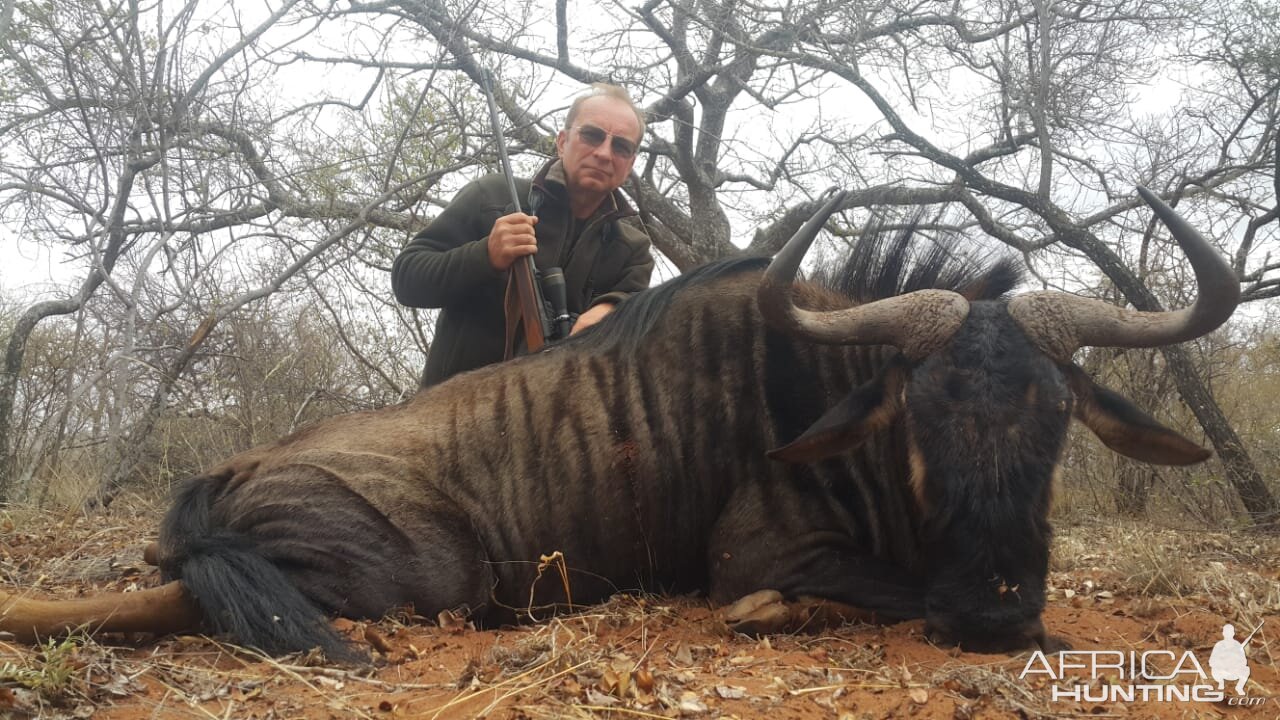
[564,219,1022,355]
[820,218,1023,302]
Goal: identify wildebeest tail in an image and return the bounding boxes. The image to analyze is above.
[158,474,363,663]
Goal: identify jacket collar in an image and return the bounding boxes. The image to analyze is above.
[531,159,636,221]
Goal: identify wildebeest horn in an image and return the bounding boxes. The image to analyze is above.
[758,191,969,360]
[1008,187,1241,362]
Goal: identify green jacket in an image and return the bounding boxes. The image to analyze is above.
[392,160,655,387]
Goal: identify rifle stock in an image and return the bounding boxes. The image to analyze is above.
[511,256,546,353]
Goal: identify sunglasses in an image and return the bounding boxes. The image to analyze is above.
[573,124,639,159]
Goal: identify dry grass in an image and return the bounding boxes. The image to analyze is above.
[1051,521,1280,609]
[0,632,153,718]
[929,662,1068,719]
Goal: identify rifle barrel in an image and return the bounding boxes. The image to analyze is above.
[480,71,524,214]
[1242,620,1265,646]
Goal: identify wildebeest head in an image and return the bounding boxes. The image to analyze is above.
[757,189,1239,651]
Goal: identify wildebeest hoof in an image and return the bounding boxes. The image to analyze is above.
[723,590,791,635]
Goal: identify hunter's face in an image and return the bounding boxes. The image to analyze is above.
[557,96,641,202]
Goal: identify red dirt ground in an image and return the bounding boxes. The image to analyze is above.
[2,503,1277,719]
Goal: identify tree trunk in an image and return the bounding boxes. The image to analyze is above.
[1114,464,1152,516]
[1162,345,1278,527]
[0,293,99,502]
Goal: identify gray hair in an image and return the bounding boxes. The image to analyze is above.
[566,83,646,142]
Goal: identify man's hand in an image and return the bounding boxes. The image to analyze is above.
[487,213,538,271]
[571,302,615,334]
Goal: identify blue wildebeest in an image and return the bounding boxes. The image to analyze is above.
[0,189,1238,661]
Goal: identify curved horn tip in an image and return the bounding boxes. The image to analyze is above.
[823,188,849,210]
[1135,186,1167,210]
[812,190,849,233]
[769,189,849,268]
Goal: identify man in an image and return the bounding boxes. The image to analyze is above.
[392,83,654,387]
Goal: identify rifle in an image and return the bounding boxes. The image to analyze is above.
[480,71,571,358]
[1242,620,1264,647]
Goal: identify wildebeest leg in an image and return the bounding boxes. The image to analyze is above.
[707,484,925,633]
[721,590,881,635]
[711,551,925,636]
[0,582,201,642]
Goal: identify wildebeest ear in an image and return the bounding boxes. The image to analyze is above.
[768,360,906,463]
[1065,364,1211,466]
